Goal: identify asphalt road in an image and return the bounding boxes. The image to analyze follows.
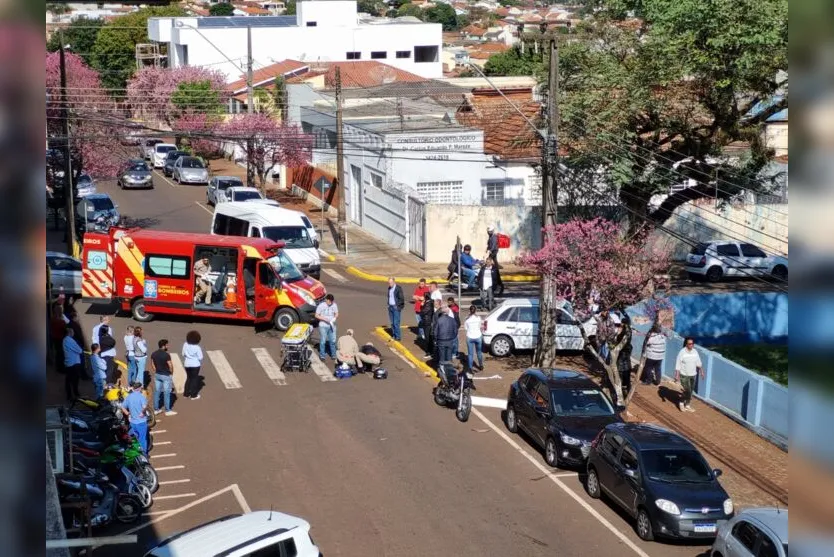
[84,170,710,557]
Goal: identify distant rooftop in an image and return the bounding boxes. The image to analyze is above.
[196,15,297,28]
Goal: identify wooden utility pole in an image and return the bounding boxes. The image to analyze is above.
[335,67,347,252]
[245,25,255,189]
[533,39,560,368]
[59,40,77,257]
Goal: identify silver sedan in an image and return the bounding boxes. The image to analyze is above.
[173,156,209,185]
[117,159,154,189]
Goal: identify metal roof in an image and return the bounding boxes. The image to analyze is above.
[196,16,297,29]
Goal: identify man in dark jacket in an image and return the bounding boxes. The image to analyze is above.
[485,226,503,290]
[419,292,435,356]
[433,306,459,366]
[386,277,405,341]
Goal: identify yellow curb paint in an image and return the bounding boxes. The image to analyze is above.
[347,266,538,284]
[374,326,439,382]
[326,254,336,262]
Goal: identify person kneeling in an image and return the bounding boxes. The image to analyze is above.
[337,329,381,373]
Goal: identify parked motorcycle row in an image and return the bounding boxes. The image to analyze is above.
[56,390,159,533]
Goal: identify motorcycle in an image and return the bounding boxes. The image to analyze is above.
[433,362,475,423]
[71,454,153,508]
[447,264,505,296]
[57,475,142,528]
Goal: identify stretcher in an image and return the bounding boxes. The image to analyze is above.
[280,323,312,373]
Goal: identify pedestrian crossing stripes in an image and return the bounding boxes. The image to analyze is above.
[322,268,348,283]
[309,350,339,382]
[250,347,287,386]
[170,353,186,395]
[207,350,242,389]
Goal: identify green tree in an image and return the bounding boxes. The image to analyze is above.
[425,4,460,31]
[357,0,383,16]
[46,17,105,67]
[92,4,186,90]
[170,80,225,116]
[483,47,545,77]
[557,0,788,235]
[46,3,70,15]
[209,2,236,16]
[285,0,297,15]
[396,4,424,19]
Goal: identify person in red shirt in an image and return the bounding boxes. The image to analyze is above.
[412,278,430,340]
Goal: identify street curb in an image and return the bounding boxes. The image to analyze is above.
[373,326,439,382]
[349,266,539,284]
[318,249,336,262]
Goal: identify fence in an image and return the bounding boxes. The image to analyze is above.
[627,306,788,447]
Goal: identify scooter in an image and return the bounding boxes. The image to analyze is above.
[447,265,505,296]
[57,475,142,528]
[433,362,474,423]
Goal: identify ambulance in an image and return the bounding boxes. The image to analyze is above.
[81,227,327,331]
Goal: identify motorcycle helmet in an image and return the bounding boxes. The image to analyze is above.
[373,367,388,380]
[104,386,121,402]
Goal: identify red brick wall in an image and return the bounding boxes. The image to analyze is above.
[288,165,340,208]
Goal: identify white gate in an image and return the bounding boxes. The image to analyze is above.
[350,165,363,225]
[407,197,425,259]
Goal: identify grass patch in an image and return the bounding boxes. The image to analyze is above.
[707,344,788,386]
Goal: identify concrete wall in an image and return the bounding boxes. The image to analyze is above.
[423,204,542,263]
[652,201,789,259]
[670,292,789,344]
[362,179,408,250]
[480,160,540,206]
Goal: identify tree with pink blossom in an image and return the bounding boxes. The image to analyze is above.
[221,113,313,192]
[45,51,127,179]
[126,66,229,125]
[172,112,223,159]
[517,218,672,408]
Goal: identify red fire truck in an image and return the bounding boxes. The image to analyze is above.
[81,227,327,330]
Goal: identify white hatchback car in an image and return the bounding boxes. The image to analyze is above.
[482,298,595,357]
[144,511,320,557]
[685,241,788,282]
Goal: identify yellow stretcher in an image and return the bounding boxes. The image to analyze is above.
[280,323,312,373]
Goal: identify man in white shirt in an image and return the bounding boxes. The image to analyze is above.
[674,337,704,412]
[429,281,443,303]
[314,294,339,360]
[91,316,117,378]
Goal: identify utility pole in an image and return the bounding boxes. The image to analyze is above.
[533,39,560,368]
[335,67,347,253]
[246,25,255,189]
[59,40,77,257]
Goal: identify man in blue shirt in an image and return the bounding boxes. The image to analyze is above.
[90,343,108,399]
[62,327,83,400]
[459,245,480,289]
[122,382,150,454]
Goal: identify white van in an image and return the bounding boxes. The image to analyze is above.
[211,202,322,279]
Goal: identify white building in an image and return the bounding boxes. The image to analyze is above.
[147,1,443,82]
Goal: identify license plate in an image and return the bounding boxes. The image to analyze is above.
[693,524,716,533]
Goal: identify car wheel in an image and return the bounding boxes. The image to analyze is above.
[273,307,298,331]
[505,404,518,433]
[131,299,154,323]
[586,467,601,499]
[772,264,787,282]
[706,265,723,282]
[636,508,654,541]
[489,334,513,357]
[545,437,559,468]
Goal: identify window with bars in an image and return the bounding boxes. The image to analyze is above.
[346,51,361,60]
[416,181,463,204]
[484,181,505,203]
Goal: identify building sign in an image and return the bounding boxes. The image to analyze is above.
[389,133,482,160]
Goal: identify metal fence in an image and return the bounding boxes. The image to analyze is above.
[628,315,788,446]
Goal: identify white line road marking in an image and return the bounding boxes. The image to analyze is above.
[101,484,250,546]
[471,408,650,557]
[142,511,172,516]
[158,479,191,485]
[251,347,287,386]
[322,268,347,283]
[153,493,197,501]
[150,453,177,459]
[155,465,185,471]
[170,353,186,395]
[551,472,579,478]
[154,441,172,445]
[471,396,508,410]
[308,350,338,382]
[153,430,167,434]
[207,349,243,389]
[195,201,213,215]
[319,248,331,258]
[154,170,178,188]
[389,347,415,368]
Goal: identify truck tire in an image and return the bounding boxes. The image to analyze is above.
[273,307,298,331]
[132,299,154,323]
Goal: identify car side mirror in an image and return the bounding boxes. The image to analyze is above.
[713,468,722,478]
[535,407,550,418]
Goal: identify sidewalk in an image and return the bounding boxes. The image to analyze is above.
[374,323,788,511]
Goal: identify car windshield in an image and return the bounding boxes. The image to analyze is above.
[217,179,243,190]
[88,197,114,211]
[262,226,314,249]
[166,152,185,161]
[690,243,708,256]
[233,191,262,202]
[551,388,615,417]
[128,162,149,172]
[267,251,304,282]
[157,146,175,154]
[642,449,713,483]
[181,157,205,169]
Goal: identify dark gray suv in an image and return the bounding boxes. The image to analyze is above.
[586,423,734,541]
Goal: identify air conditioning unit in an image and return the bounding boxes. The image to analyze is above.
[46,408,65,475]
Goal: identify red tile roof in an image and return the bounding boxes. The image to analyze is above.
[319,61,428,88]
[227,59,310,93]
[457,89,542,160]
[462,24,487,37]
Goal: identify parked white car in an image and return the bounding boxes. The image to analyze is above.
[143,138,164,160]
[152,143,177,168]
[143,510,320,557]
[221,186,267,203]
[482,298,595,357]
[711,508,788,557]
[685,240,788,282]
[46,251,82,296]
[206,176,244,205]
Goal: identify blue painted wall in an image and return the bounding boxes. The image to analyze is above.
[670,292,788,344]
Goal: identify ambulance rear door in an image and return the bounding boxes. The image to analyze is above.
[81,233,115,302]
